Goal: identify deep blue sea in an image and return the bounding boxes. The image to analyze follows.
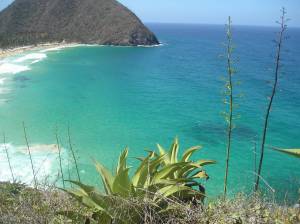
[0,24,299,202]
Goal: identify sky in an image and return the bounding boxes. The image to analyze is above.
[0,0,299,27]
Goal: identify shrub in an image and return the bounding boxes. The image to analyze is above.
[66,138,215,223]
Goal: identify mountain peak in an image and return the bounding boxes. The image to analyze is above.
[0,0,159,48]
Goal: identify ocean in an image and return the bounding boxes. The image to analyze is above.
[0,24,299,202]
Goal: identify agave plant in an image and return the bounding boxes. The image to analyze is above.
[156,137,215,177]
[65,138,215,223]
[154,137,216,201]
[271,147,300,158]
[271,146,300,204]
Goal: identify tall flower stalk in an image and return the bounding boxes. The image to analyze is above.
[67,124,81,182]
[3,133,15,183]
[23,122,37,189]
[223,16,235,197]
[255,8,288,191]
[55,127,65,188]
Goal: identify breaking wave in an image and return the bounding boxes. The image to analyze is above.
[0,63,30,75]
[0,50,51,103]
[14,53,47,63]
[0,143,67,186]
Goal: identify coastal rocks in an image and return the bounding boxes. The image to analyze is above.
[0,0,159,48]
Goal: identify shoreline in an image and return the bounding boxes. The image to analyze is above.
[0,42,163,60]
[0,42,81,59]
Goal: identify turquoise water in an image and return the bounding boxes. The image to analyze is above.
[0,24,299,202]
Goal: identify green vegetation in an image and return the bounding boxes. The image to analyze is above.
[0,0,159,48]
[65,138,215,223]
[255,8,288,191]
[0,182,89,223]
[55,127,65,188]
[22,122,37,189]
[67,125,81,182]
[223,16,236,197]
[2,133,15,183]
[271,147,300,158]
[1,182,299,224]
[0,8,299,224]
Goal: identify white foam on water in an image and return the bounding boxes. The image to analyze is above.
[31,59,41,64]
[137,43,164,48]
[0,143,67,186]
[0,63,30,75]
[14,53,47,63]
[0,52,47,99]
[40,44,83,52]
[40,46,66,52]
[0,77,6,85]
[0,44,82,106]
[0,78,8,104]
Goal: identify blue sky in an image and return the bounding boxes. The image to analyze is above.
[1,0,299,27]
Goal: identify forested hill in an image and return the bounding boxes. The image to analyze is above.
[0,0,159,48]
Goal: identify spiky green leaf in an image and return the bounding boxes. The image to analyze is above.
[152,162,188,184]
[113,167,132,197]
[170,137,179,163]
[95,161,114,195]
[271,147,300,158]
[181,145,202,162]
[116,147,129,174]
[192,170,209,179]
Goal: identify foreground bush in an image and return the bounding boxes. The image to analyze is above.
[67,138,215,223]
[1,182,299,224]
[0,182,89,223]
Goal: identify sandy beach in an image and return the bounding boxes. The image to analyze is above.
[0,42,81,59]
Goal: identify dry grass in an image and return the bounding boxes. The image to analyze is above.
[0,182,299,224]
[175,194,300,224]
[0,182,90,224]
[132,194,300,224]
